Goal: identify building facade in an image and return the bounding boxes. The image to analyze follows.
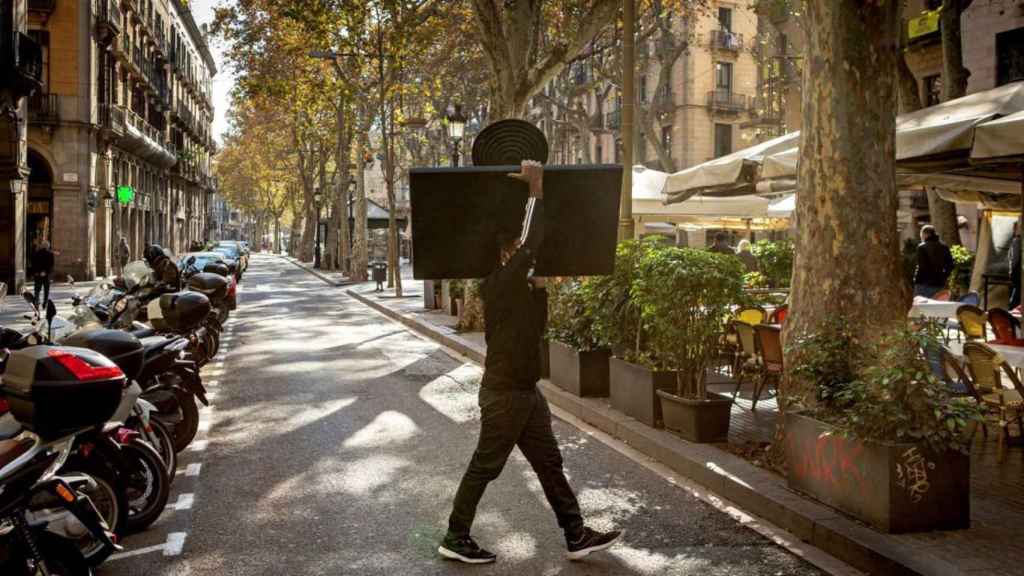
[533,1,761,172]
[17,0,216,283]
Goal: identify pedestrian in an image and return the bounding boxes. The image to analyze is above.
[118,236,131,275]
[708,231,734,255]
[1010,223,1021,310]
[29,240,56,309]
[736,239,759,273]
[439,152,620,565]
[913,225,954,299]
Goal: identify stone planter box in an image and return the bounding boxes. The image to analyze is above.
[656,389,732,442]
[548,341,610,397]
[610,357,677,428]
[783,412,970,533]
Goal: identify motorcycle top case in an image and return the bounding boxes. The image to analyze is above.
[61,328,145,381]
[187,272,228,304]
[0,345,125,440]
[148,291,211,332]
[202,261,231,278]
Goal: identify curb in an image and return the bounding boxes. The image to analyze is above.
[279,255,357,287]
[348,288,964,576]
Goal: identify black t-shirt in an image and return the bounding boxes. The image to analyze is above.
[30,248,55,276]
[480,199,546,390]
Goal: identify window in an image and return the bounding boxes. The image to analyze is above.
[924,74,942,106]
[596,143,603,163]
[27,30,50,88]
[924,0,942,9]
[716,62,733,91]
[661,126,673,157]
[614,140,621,164]
[718,7,732,32]
[714,124,732,158]
[639,75,647,103]
[996,27,1024,87]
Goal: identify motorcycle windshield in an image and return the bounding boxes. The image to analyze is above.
[124,261,155,289]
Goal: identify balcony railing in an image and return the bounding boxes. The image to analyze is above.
[710,30,743,52]
[28,0,57,14]
[28,92,59,125]
[749,96,782,124]
[95,0,122,42]
[653,90,674,114]
[706,90,747,113]
[99,103,126,137]
[605,109,621,130]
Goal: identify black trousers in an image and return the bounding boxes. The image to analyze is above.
[447,386,583,540]
[33,275,50,308]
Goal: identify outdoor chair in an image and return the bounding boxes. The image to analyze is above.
[988,308,1024,346]
[752,324,783,411]
[956,304,987,342]
[963,342,1024,462]
[769,304,788,325]
[731,321,761,405]
[735,306,767,326]
[933,289,952,301]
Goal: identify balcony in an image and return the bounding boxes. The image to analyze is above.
[749,96,782,125]
[706,90,747,113]
[28,92,59,126]
[28,0,57,15]
[710,30,743,53]
[8,33,44,96]
[605,109,621,130]
[99,103,126,139]
[589,112,605,131]
[653,90,674,114]
[95,0,122,43]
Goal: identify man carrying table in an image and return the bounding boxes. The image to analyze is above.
[438,152,621,565]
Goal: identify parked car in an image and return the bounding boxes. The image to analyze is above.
[211,245,244,280]
[215,241,248,272]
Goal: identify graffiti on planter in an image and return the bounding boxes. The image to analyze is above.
[895,446,935,503]
[788,432,867,493]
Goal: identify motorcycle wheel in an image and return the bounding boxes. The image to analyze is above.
[148,418,178,484]
[171,389,200,453]
[122,439,171,533]
[1,530,93,576]
[216,305,229,325]
[69,470,122,565]
[205,328,220,359]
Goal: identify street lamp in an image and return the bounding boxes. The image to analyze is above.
[445,103,467,167]
[313,187,323,269]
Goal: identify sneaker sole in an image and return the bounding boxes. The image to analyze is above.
[437,545,496,564]
[566,531,623,561]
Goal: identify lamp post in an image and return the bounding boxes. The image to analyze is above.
[313,187,323,269]
[445,103,467,167]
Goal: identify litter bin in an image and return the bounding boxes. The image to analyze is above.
[372,261,388,288]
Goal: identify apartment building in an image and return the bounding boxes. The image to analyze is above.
[19,0,216,281]
[534,2,760,173]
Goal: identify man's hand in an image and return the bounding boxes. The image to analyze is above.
[508,160,544,199]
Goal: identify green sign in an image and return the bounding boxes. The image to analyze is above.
[117,185,135,205]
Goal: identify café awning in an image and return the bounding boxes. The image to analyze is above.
[632,166,776,220]
[662,132,800,203]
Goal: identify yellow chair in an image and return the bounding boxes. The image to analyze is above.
[735,306,767,327]
[963,342,1024,462]
[956,305,987,342]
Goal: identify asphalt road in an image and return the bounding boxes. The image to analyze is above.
[98,254,829,576]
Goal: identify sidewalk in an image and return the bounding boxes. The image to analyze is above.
[345,280,1013,576]
[0,277,111,332]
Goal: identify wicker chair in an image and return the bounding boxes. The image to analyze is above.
[962,342,1024,462]
[752,324,783,410]
[735,306,767,327]
[956,304,987,342]
[731,321,760,404]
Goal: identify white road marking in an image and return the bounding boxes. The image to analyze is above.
[164,532,187,556]
[178,463,202,477]
[198,419,212,432]
[189,440,208,452]
[166,493,195,511]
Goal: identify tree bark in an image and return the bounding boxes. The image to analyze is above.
[335,101,352,276]
[352,131,370,282]
[783,0,907,401]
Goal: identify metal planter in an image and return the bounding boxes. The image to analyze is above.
[656,389,733,441]
[610,357,678,428]
[783,412,970,533]
[548,341,610,397]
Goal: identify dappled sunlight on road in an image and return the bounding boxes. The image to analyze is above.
[417,364,483,423]
[343,410,421,449]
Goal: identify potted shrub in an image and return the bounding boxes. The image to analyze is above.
[633,247,744,442]
[587,239,676,427]
[547,278,610,397]
[783,323,980,533]
[449,279,464,317]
